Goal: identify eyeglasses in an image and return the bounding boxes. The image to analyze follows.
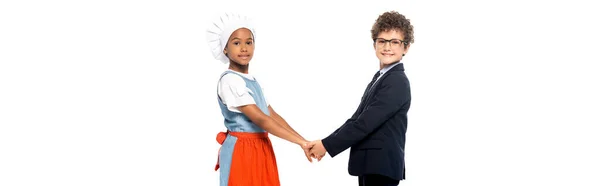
[374,38,408,48]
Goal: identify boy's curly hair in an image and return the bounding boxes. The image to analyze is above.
[371,11,414,48]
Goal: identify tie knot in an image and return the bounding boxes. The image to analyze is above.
[372,71,381,81]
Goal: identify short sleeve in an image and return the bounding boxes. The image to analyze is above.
[218,74,256,113]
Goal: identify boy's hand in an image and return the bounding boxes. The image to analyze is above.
[308,140,327,161]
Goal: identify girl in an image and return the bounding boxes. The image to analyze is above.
[206,13,312,186]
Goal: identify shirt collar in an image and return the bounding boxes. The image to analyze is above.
[379,62,402,76]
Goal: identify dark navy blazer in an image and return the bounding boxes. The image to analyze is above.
[322,62,411,181]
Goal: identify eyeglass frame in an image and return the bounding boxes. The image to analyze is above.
[373,38,409,48]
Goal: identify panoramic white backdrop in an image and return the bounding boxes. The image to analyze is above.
[1,0,599,185]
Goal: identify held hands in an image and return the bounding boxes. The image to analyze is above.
[308,140,327,161]
[300,142,313,162]
[300,140,327,162]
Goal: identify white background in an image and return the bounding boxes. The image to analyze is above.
[1,0,599,185]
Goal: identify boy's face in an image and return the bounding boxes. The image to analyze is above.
[224,28,254,66]
[374,29,410,66]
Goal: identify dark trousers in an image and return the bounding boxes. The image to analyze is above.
[358,174,400,186]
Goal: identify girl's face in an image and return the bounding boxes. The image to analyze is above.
[224,28,254,66]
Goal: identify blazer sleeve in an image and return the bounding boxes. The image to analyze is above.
[322,73,410,157]
[331,104,362,134]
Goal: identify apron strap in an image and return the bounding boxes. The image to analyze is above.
[214,131,229,171]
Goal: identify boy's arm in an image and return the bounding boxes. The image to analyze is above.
[321,73,410,157]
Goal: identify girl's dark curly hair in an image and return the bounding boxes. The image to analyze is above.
[371,11,414,48]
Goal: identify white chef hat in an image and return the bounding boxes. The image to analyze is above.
[206,12,256,64]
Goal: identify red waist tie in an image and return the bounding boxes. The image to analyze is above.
[214,131,269,171]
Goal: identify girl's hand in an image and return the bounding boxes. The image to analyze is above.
[300,141,314,163]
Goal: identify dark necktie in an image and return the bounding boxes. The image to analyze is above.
[360,71,381,102]
[367,71,381,90]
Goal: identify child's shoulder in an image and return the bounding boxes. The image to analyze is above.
[220,70,256,81]
[219,70,261,87]
[219,71,244,84]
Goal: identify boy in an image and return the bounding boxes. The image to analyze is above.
[308,11,414,186]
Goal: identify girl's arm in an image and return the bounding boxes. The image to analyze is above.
[238,104,307,146]
[268,106,305,141]
[268,106,316,160]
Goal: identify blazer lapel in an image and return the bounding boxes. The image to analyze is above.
[355,63,405,113]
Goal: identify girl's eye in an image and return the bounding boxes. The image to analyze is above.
[246,41,253,45]
[233,42,240,45]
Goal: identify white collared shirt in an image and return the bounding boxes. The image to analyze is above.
[373,62,402,85]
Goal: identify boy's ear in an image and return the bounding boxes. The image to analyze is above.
[404,44,411,54]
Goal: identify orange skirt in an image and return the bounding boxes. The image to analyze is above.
[215,131,280,186]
